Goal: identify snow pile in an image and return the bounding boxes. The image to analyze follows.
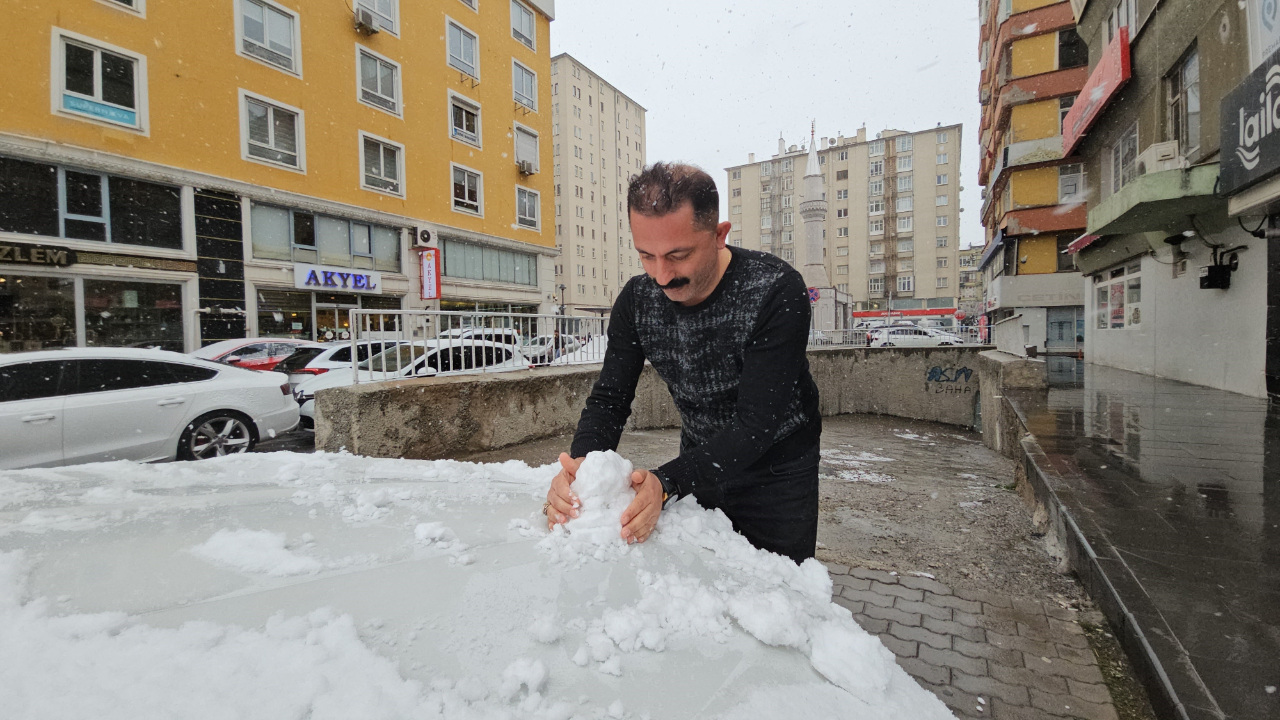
[191,529,322,576]
[821,447,896,484]
[537,451,637,564]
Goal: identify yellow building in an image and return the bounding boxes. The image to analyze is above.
[0,0,556,353]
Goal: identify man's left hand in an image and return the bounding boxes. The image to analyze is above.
[620,469,664,544]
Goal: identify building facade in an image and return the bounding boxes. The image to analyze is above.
[725,124,964,326]
[0,0,557,354]
[957,247,984,321]
[976,0,1088,355]
[549,53,646,316]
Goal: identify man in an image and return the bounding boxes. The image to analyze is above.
[544,163,822,563]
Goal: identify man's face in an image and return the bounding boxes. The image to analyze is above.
[630,203,732,305]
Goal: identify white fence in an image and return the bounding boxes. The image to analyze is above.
[347,310,608,384]
[811,324,984,348]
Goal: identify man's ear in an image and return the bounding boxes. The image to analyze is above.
[715,220,732,247]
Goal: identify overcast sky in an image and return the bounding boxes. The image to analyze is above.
[549,0,985,249]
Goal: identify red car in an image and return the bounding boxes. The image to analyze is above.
[190,338,322,372]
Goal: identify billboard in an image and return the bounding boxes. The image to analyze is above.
[1061,27,1131,157]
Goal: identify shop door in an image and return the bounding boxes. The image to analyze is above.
[1046,307,1083,350]
[315,306,356,342]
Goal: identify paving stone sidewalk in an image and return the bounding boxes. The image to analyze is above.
[825,563,1116,720]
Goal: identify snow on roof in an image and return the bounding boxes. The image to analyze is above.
[0,451,952,719]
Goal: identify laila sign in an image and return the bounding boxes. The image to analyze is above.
[293,263,382,294]
[1061,27,1131,156]
[1220,46,1280,195]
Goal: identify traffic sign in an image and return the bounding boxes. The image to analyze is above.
[807,287,820,303]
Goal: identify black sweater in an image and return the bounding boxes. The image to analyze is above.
[569,246,821,501]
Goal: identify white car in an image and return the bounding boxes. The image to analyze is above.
[274,341,405,392]
[522,334,582,364]
[293,339,532,428]
[0,348,299,470]
[869,326,966,347]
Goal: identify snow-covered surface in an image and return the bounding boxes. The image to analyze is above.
[0,451,952,719]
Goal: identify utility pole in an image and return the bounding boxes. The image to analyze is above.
[557,283,566,316]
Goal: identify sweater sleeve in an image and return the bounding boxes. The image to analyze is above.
[655,271,811,499]
[569,282,647,458]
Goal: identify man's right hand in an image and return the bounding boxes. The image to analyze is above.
[546,452,584,529]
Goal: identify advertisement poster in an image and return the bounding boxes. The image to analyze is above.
[420,247,440,300]
[1110,282,1126,328]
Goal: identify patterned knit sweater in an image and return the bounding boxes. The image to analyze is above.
[570,246,821,500]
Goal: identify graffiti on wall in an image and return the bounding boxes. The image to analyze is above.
[926,366,975,394]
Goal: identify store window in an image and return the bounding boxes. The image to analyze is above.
[83,279,184,351]
[250,203,400,272]
[0,275,77,352]
[441,237,538,286]
[1094,261,1141,329]
[257,289,312,339]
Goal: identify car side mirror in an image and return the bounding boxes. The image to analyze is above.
[223,355,242,364]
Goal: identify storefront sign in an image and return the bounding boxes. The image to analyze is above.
[0,241,76,267]
[1221,46,1280,195]
[293,263,382,294]
[420,248,440,300]
[1247,0,1280,71]
[1062,27,1131,156]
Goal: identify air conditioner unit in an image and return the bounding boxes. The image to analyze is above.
[354,8,380,34]
[413,228,432,249]
[1136,141,1185,175]
[518,160,537,175]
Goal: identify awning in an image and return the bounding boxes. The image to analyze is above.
[977,230,1005,271]
[1066,234,1100,254]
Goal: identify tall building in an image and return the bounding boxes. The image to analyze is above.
[725,124,964,326]
[957,247,984,321]
[976,0,1088,354]
[549,53,646,316]
[0,0,556,354]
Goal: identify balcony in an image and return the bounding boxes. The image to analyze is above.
[1085,163,1220,237]
[986,135,1065,185]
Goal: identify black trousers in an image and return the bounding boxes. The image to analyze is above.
[692,444,820,564]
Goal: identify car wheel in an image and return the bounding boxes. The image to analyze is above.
[939,342,955,346]
[883,342,895,347]
[178,411,257,461]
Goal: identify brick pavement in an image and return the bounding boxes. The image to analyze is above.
[826,563,1118,720]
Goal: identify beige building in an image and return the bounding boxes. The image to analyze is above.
[550,53,646,315]
[958,247,984,320]
[725,125,963,318]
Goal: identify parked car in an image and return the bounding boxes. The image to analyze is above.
[0,348,299,470]
[807,329,831,345]
[191,338,321,372]
[438,327,523,347]
[274,340,405,392]
[293,340,532,429]
[869,327,966,347]
[522,334,583,364]
[922,327,968,345]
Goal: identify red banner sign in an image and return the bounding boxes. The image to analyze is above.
[420,247,440,300]
[1061,26,1131,156]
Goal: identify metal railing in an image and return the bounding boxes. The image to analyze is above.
[348,310,609,384]
[808,324,984,349]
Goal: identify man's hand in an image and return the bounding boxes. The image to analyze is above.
[619,469,664,544]
[545,453,583,529]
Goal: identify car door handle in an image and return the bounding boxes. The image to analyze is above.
[157,398,187,407]
[21,413,56,423]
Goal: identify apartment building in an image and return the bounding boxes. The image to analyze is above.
[957,247,984,321]
[725,125,963,325]
[976,0,1088,355]
[549,53,646,315]
[0,0,556,354]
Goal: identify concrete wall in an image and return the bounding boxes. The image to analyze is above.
[976,349,1048,458]
[316,346,987,459]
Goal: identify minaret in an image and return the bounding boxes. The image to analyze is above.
[798,121,831,289]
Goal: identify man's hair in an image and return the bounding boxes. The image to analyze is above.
[627,162,720,233]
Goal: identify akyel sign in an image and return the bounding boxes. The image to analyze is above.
[420,248,441,300]
[294,263,382,294]
[1062,27,1131,156]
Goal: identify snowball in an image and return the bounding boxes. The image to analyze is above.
[499,658,547,701]
[190,529,321,576]
[528,615,562,644]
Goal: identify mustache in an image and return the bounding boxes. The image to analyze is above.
[657,277,691,290]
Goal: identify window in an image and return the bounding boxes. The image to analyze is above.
[936,195,949,206]
[1167,47,1200,154]
[514,124,539,170]
[1059,163,1084,203]
[838,150,848,161]
[936,174,948,185]
[357,49,400,115]
[782,212,793,226]
[1057,235,1075,272]
[238,0,298,73]
[837,283,848,292]
[836,246,849,256]
[897,275,914,292]
[868,199,884,215]
[250,204,400,272]
[57,33,144,130]
[937,257,949,268]
[897,175,913,192]
[896,136,913,152]
[241,92,303,170]
[1106,0,1136,44]
[936,277,949,289]
[1096,286,1109,329]
[732,188,741,197]
[441,237,538,286]
[781,195,793,209]
[836,170,849,180]
[516,187,539,229]
[836,227,849,237]
[869,180,883,196]
[896,197,913,212]
[936,153,948,164]
[760,197,771,212]
[760,215,772,229]
[936,236,949,248]
[819,156,826,165]
[870,242,883,254]
[782,177,794,191]
[898,259,914,272]
[450,94,481,146]
[868,139,884,156]
[731,205,742,214]
[897,155,913,171]
[869,260,886,274]
[360,134,402,195]
[898,239,914,253]
[781,159,794,172]
[869,277,884,293]
[836,208,848,218]
[936,216,949,227]
[447,20,479,79]
[837,265,849,275]
[452,165,482,215]
[1111,122,1138,194]
[513,60,537,109]
[837,189,849,200]
[731,170,742,180]
[936,131,948,144]
[870,160,883,176]
[869,219,884,234]
[511,0,536,49]
[761,164,772,177]
[1059,95,1077,134]
[1059,28,1088,69]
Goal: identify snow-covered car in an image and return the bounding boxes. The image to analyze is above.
[922,327,967,345]
[869,327,965,347]
[522,334,583,364]
[438,327,523,347]
[807,329,830,345]
[274,341,405,392]
[293,340,532,428]
[0,348,299,470]
[191,337,321,372]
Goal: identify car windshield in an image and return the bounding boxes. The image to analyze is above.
[276,348,325,372]
[359,344,426,372]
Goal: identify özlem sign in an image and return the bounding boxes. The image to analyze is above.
[293,263,382,295]
[0,241,77,267]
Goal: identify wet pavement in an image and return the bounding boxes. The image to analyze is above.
[1005,363,1280,720]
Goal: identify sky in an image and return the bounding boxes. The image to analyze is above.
[548,0,985,249]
